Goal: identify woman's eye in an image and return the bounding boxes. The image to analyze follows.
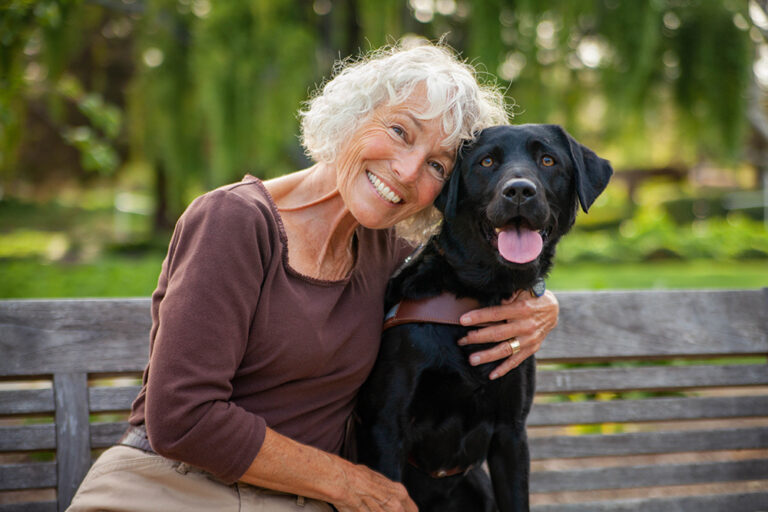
[541,155,556,167]
[480,157,494,167]
[391,125,405,138]
[428,161,446,178]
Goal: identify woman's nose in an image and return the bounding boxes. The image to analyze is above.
[393,151,425,183]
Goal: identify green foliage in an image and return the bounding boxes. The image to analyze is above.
[62,125,119,174]
[0,0,123,182]
[672,1,751,160]
[130,0,318,215]
[557,208,768,264]
[76,93,122,140]
[496,0,752,164]
[0,0,761,229]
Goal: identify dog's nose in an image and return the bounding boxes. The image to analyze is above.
[502,178,537,203]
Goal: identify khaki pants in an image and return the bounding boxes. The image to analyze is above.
[67,446,333,511]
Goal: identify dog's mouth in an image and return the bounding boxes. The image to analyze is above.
[483,218,550,264]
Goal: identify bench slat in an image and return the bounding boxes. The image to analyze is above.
[530,459,768,492]
[530,427,768,459]
[0,388,54,415]
[88,385,142,412]
[0,462,56,490]
[540,290,768,361]
[90,421,130,448]
[529,395,768,426]
[531,491,768,512]
[0,424,55,451]
[2,290,766,374]
[0,502,57,512]
[0,299,151,376]
[537,364,768,393]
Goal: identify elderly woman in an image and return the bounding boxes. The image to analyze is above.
[68,42,558,512]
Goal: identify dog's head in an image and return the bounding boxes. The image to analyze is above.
[434,124,612,276]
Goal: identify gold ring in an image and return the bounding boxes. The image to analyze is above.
[507,338,521,355]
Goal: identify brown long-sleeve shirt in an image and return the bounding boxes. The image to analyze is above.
[129,176,409,483]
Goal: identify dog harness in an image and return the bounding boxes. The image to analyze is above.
[382,279,546,331]
[381,280,545,478]
[383,293,483,330]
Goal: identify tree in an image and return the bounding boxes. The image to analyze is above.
[0,0,758,228]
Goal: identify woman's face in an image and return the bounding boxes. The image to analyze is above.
[334,96,456,229]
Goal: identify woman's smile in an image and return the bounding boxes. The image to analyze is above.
[366,170,404,204]
[334,98,455,229]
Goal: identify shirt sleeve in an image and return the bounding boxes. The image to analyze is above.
[144,188,270,483]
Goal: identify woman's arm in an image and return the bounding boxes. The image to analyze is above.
[241,428,417,512]
[457,290,559,379]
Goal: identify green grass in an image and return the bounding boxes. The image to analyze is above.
[0,255,166,298]
[548,259,768,291]
[1,256,766,298]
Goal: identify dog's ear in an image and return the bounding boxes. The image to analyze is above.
[434,140,469,220]
[557,126,613,213]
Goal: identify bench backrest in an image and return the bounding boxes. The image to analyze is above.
[1,290,767,511]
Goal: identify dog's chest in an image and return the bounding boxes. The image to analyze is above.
[406,366,498,465]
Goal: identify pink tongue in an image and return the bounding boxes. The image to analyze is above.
[497,227,543,263]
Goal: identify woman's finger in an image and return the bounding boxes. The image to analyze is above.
[458,291,525,327]
[458,320,526,346]
[458,290,558,379]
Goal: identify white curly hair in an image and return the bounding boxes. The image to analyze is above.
[299,39,511,242]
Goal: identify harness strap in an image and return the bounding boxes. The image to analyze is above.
[382,279,545,331]
[383,293,483,330]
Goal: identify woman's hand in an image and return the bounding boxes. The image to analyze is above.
[333,463,418,512]
[457,290,559,379]
[242,428,417,512]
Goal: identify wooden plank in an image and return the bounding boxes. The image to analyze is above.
[0,424,55,451]
[90,421,129,448]
[529,395,768,426]
[88,385,142,412]
[0,462,56,490]
[0,504,57,512]
[538,290,768,361]
[53,373,91,512]
[537,364,768,394]
[530,459,768,493]
[1,290,766,375]
[530,427,768,459]
[0,299,151,376]
[0,388,54,415]
[531,491,768,512]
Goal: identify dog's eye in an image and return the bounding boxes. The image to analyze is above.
[541,155,556,167]
[480,157,494,167]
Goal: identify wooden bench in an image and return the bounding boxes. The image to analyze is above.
[1,289,767,511]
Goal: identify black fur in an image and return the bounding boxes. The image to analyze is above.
[355,124,612,511]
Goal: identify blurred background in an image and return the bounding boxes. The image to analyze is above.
[1,0,767,297]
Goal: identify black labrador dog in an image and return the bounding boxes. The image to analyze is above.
[355,124,613,511]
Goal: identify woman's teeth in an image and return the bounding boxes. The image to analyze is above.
[366,171,402,204]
